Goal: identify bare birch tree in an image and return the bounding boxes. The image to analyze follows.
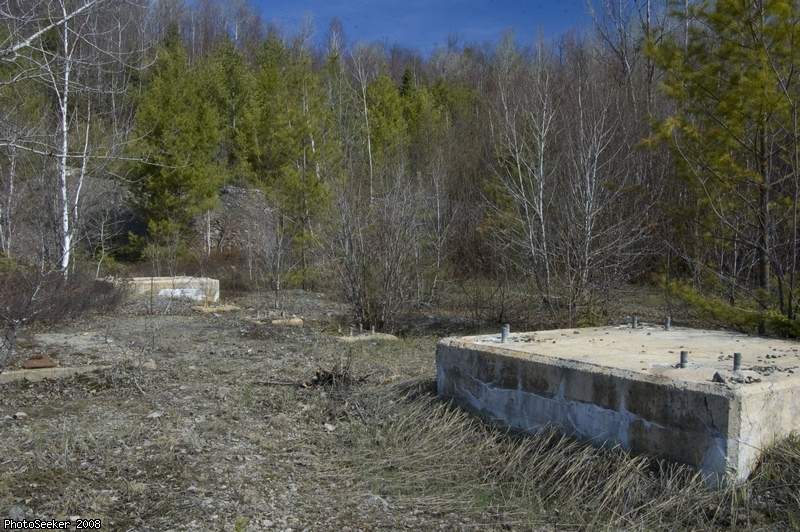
[489,36,654,324]
[490,36,557,311]
[350,44,383,200]
[0,0,144,273]
[557,49,652,323]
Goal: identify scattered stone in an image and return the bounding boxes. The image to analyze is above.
[21,354,58,369]
[713,370,763,385]
[13,411,27,420]
[323,423,336,432]
[142,358,157,371]
[146,411,163,419]
[729,374,762,384]
[366,494,390,511]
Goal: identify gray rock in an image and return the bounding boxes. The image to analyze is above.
[8,505,27,520]
[366,494,390,511]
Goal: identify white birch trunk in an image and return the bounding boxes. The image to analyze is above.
[0,145,16,256]
[58,9,72,274]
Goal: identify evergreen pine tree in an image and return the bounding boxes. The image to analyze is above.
[129,28,224,243]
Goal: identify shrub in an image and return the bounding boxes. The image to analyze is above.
[0,263,126,368]
[328,181,422,330]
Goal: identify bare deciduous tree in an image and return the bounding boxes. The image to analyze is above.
[490,37,557,312]
[329,172,422,330]
[0,0,144,273]
[490,36,655,325]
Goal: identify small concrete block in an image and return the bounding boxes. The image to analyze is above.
[21,355,58,369]
[271,317,304,327]
[437,326,800,483]
[125,276,220,303]
[192,304,240,314]
[336,333,399,343]
[0,365,109,384]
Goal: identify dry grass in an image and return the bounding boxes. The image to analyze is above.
[2,288,800,530]
[750,435,800,528]
[333,380,799,530]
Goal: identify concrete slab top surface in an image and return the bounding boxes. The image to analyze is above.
[455,325,800,391]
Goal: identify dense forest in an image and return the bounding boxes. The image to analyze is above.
[2,0,800,335]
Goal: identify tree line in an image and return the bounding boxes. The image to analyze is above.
[1,0,800,335]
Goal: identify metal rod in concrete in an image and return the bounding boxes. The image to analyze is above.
[632,315,638,329]
[680,350,688,368]
[733,352,742,372]
[371,325,376,334]
[501,324,510,343]
[665,316,671,330]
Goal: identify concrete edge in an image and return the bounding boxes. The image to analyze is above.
[437,336,738,398]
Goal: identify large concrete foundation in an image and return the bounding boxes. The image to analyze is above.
[437,326,800,482]
[128,276,219,303]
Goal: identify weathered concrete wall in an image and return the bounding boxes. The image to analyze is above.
[127,276,219,303]
[437,330,800,482]
[735,380,800,477]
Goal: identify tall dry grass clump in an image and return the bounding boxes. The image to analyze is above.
[337,381,800,530]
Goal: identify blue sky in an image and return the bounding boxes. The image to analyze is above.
[254,0,594,53]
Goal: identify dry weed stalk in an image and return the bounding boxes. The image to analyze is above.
[335,382,799,529]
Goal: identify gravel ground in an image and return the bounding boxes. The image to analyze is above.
[0,290,482,531]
